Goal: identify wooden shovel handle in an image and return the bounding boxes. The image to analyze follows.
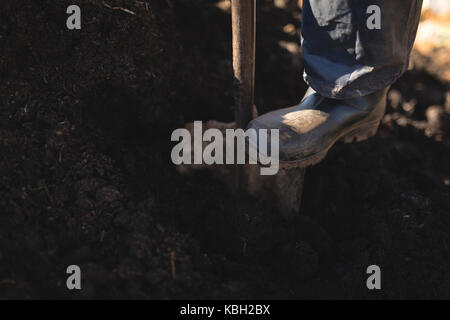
[232,0,256,129]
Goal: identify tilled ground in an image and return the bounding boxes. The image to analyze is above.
[0,0,449,299]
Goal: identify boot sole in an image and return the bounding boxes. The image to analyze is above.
[278,119,381,169]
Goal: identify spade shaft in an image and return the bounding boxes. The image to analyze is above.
[232,0,256,129]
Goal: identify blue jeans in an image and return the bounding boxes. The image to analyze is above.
[302,0,423,99]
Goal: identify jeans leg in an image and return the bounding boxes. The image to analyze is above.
[302,0,423,99]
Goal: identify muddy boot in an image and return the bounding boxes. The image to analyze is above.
[247,86,389,168]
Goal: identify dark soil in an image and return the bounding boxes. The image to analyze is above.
[1,0,449,299]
